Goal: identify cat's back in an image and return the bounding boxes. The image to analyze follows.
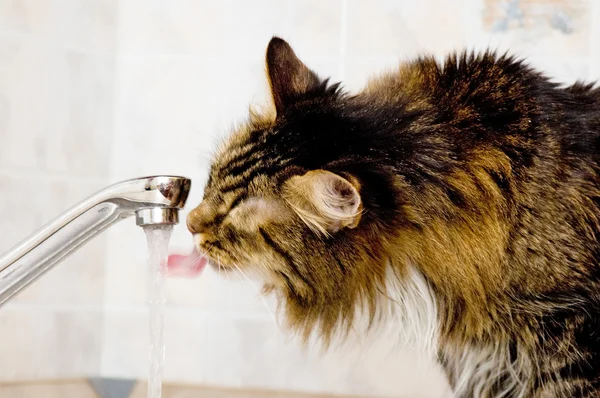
[364,50,595,114]
[359,50,600,158]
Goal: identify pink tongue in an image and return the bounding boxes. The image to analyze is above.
[166,250,207,278]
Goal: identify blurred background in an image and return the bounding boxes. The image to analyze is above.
[0,0,598,397]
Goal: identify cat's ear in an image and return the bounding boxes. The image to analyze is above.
[283,170,362,235]
[266,37,322,115]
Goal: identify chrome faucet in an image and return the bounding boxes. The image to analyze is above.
[0,175,191,307]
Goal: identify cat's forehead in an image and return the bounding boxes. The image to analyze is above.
[204,147,278,203]
[212,126,255,168]
[206,120,290,193]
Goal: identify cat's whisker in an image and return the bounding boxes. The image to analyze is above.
[225,258,233,303]
[189,245,213,268]
[217,253,221,281]
[254,261,273,281]
[232,262,279,330]
[217,255,224,310]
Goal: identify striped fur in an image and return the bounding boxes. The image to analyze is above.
[187,37,600,397]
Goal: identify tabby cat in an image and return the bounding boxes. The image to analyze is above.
[186,37,600,397]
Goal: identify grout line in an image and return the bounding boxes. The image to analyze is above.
[115,53,226,61]
[0,168,108,184]
[3,302,277,320]
[114,53,345,65]
[102,0,123,378]
[0,29,115,57]
[3,303,106,312]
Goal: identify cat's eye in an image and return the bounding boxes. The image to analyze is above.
[228,195,245,212]
[212,195,245,226]
[213,213,226,225]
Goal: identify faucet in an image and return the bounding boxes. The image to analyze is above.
[0,175,191,307]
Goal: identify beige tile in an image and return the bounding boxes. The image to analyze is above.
[113,57,224,135]
[101,310,287,387]
[346,0,420,58]
[117,0,230,56]
[45,52,114,178]
[0,309,103,381]
[204,315,285,390]
[592,1,600,60]
[0,37,52,170]
[285,0,343,58]
[0,173,50,254]
[0,43,112,176]
[0,381,98,398]
[271,331,450,397]
[54,0,118,53]
[275,338,341,395]
[100,310,148,380]
[346,0,467,58]
[50,312,104,377]
[130,382,350,398]
[0,310,52,381]
[0,0,55,36]
[100,309,213,383]
[162,311,210,383]
[221,0,291,59]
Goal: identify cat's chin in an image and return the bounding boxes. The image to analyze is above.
[207,261,240,278]
[207,261,270,285]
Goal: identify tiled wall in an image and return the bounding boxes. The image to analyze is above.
[0,0,116,382]
[0,0,599,397]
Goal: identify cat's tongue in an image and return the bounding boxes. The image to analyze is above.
[166,249,207,278]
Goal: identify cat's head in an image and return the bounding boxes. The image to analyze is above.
[187,38,397,340]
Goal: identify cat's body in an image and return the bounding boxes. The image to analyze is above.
[187,38,600,397]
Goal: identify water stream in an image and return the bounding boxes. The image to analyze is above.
[143,225,173,398]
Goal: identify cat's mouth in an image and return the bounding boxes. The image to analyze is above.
[168,240,262,280]
[166,248,208,276]
[166,249,243,278]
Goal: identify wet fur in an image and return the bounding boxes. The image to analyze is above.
[187,38,600,397]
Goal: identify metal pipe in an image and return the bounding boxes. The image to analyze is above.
[0,175,191,307]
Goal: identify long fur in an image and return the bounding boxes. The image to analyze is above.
[187,37,600,397]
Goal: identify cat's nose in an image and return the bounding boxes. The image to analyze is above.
[186,213,199,234]
[187,202,211,234]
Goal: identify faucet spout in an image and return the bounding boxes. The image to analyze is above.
[0,175,191,307]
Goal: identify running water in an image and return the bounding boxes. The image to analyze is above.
[143,225,173,398]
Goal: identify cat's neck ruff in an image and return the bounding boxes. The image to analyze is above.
[364,263,530,398]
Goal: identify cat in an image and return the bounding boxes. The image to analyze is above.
[186,37,600,398]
